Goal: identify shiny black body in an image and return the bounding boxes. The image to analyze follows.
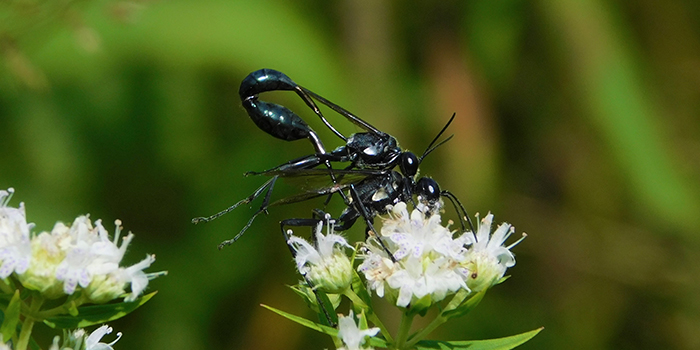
[193,68,472,251]
[240,69,408,174]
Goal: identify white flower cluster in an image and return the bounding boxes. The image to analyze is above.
[0,188,160,302]
[358,202,524,308]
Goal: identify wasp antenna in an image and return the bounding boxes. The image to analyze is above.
[421,134,454,162]
[441,190,475,233]
[420,113,456,161]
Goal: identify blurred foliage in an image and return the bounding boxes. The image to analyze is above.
[1,0,700,349]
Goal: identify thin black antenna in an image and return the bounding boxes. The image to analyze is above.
[420,113,456,161]
[421,135,454,162]
[441,190,476,234]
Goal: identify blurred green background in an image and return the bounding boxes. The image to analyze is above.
[2,0,700,349]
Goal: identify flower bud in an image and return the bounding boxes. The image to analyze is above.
[307,252,353,294]
[83,273,126,304]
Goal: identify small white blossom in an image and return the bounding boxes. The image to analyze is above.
[85,325,122,350]
[88,220,133,276]
[121,254,157,302]
[357,245,395,298]
[337,311,380,350]
[54,325,122,350]
[386,256,466,308]
[55,241,92,295]
[0,188,33,278]
[460,213,525,291]
[287,219,354,294]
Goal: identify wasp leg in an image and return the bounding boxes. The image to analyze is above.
[191,176,278,250]
[346,184,397,263]
[192,176,278,225]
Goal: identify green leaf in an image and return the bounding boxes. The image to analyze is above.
[288,284,339,326]
[442,289,486,320]
[0,291,21,341]
[263,304,390,348]
[366,335,389,348]
[414,327,543,350]
[261,304,338,337]
[358,310,368,329]
[43,292,156,329]
[315,290,339,326]
[350,270,373,311]
[289,284,317,307]
[496,275,511,285]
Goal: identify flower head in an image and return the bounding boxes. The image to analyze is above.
[460,213,525,291]
[359,202,468,308]
[0,189,165,302]
[287,218,353,294]
[337,311,380,350]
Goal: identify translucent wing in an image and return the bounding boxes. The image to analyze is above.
[247,168,388,192]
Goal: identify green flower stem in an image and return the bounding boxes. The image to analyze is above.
[17,296,44,350]
[403,290,477,349]
[343,289,393,343]
[36,294,88,319]
[395,312,415,349]
[403,314,447,349]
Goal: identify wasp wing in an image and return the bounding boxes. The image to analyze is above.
[267,182,352,207]
[247,168,388,192]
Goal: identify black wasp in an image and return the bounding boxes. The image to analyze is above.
[192,68,474,250]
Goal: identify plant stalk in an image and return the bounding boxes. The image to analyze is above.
[394,312,415,349]
[17,296,44,350]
